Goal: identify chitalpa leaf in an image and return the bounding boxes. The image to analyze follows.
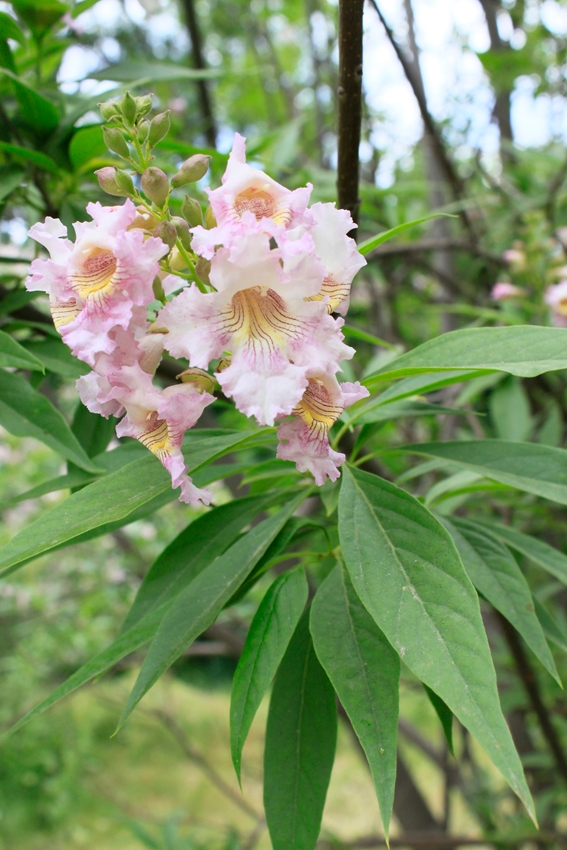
[338,465,535,822]
[357,213,456,256]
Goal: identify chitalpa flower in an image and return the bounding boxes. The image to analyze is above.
[26,132,368,500]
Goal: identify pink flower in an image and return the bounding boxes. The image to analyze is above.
[158,229,354,426]
[490,282,526,301]
[206,133,312,231]
[276,375,369,485]
[545,281,567,327]
[26,200,168,365]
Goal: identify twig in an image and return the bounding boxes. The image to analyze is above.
[367,238,505,266]
[337,0,364,228]
[318,832,566,849]
[241,818,266,850]
[497,612,567,786]
[367,0,477,241]
[152,708,261,820]
[180,0,217,149]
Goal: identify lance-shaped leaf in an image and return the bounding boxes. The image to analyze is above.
[534,598,567,654]
[230,568,308,784]
[402,440,567,506]
[475,521,567,586]
[365,326,567,384]
[117,494,306,729]
[338,465,534,820]
[310,564,399,839]
[122,494,274,632]
[0,330,44,370]
[0,431,265,574]
[0,369,100,473]
[424,685,454,755]
[23,338,89,379]
[357,213,455,255]
[4,497,273,737]
[264,610,337,850]
[442,518,560,685]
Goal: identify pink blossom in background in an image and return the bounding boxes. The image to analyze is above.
[545,281,567,327]
[490,282,527,301]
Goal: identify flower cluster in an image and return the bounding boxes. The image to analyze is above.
[26,133,367,502]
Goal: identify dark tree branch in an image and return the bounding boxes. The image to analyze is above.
[367,0,478,242]
[179,0,218,149]
[497,612,567,786]
[337,0,364,229]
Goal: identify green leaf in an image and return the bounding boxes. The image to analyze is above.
[117,495,306,729]
[338,465,534,819]
[402,440,567,506]
[0,431,266,574]
[0,470,96,510]
[343,399,469,427]
[0,369,100,473]
[489,377,532,442]
[358,214,455,255]
[264,610,337,850]
[9,76,60,134]
[310,564,399,838]
[0,12,25,43]
[68,125,105,171]
[342,324,398,350]
[22,338,89,379]
[442,518,560,685]
[11,0,67,37]
[474,521,567,586]
[423,685,454,755]
[364,327,567,385]
[370,370,490,402]
[0,164,25,201]
[0,331,43,370]
[230,568,308,784]
[0,141,60,173]
[534,598,567,654]
[3,497,278,737]
[122,494,275,633]
[70,401,116,459]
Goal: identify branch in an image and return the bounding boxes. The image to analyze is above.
[367,0,477,241]
[318,832,565,849]
[497,612,567,786]
[366,238,505,266]
[337,0,364,228]
[179,0,218,149]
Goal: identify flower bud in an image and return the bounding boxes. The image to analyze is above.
[114,169,136,196]
[98,100,118,121]
[205,205,217,229]
[196,257,211,285]
[120,91,137,124]
[102,127,130,159]
[141,167,169,207]
[136,94,153,117]
[171,154,211,188]
[176,367,216,394]
[148,111,171,147]
[152,275,166,302]
[95,167,125,197]
[171,216,192,250]
[139,331,165,374]
[181,196,203,227]
[137,120,150,144]
[153,221,177,251]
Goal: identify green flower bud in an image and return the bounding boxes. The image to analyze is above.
[171,154,211,188]
[102,127,130,159]
[137,120,150,144]
[196,257,211,285]
[152,275,166,303]
[95,166,125,197]
[136,94,153,117]
[120,91,137,124]
[114,169,136,196]
[181,196,203,227]
[98,100,118,121]
[153,221,177,251]
[171,216,192,250]
[205,205,217,229]
[148,111,171,148]
[141,167,169,207]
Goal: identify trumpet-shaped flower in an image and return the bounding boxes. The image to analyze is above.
[545,281,567,327]
[27,200,168,365]
[276,374,369,485]
[206,133,311,231]
[159,229,354,426]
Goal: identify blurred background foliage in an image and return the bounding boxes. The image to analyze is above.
[4,0,567,848]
